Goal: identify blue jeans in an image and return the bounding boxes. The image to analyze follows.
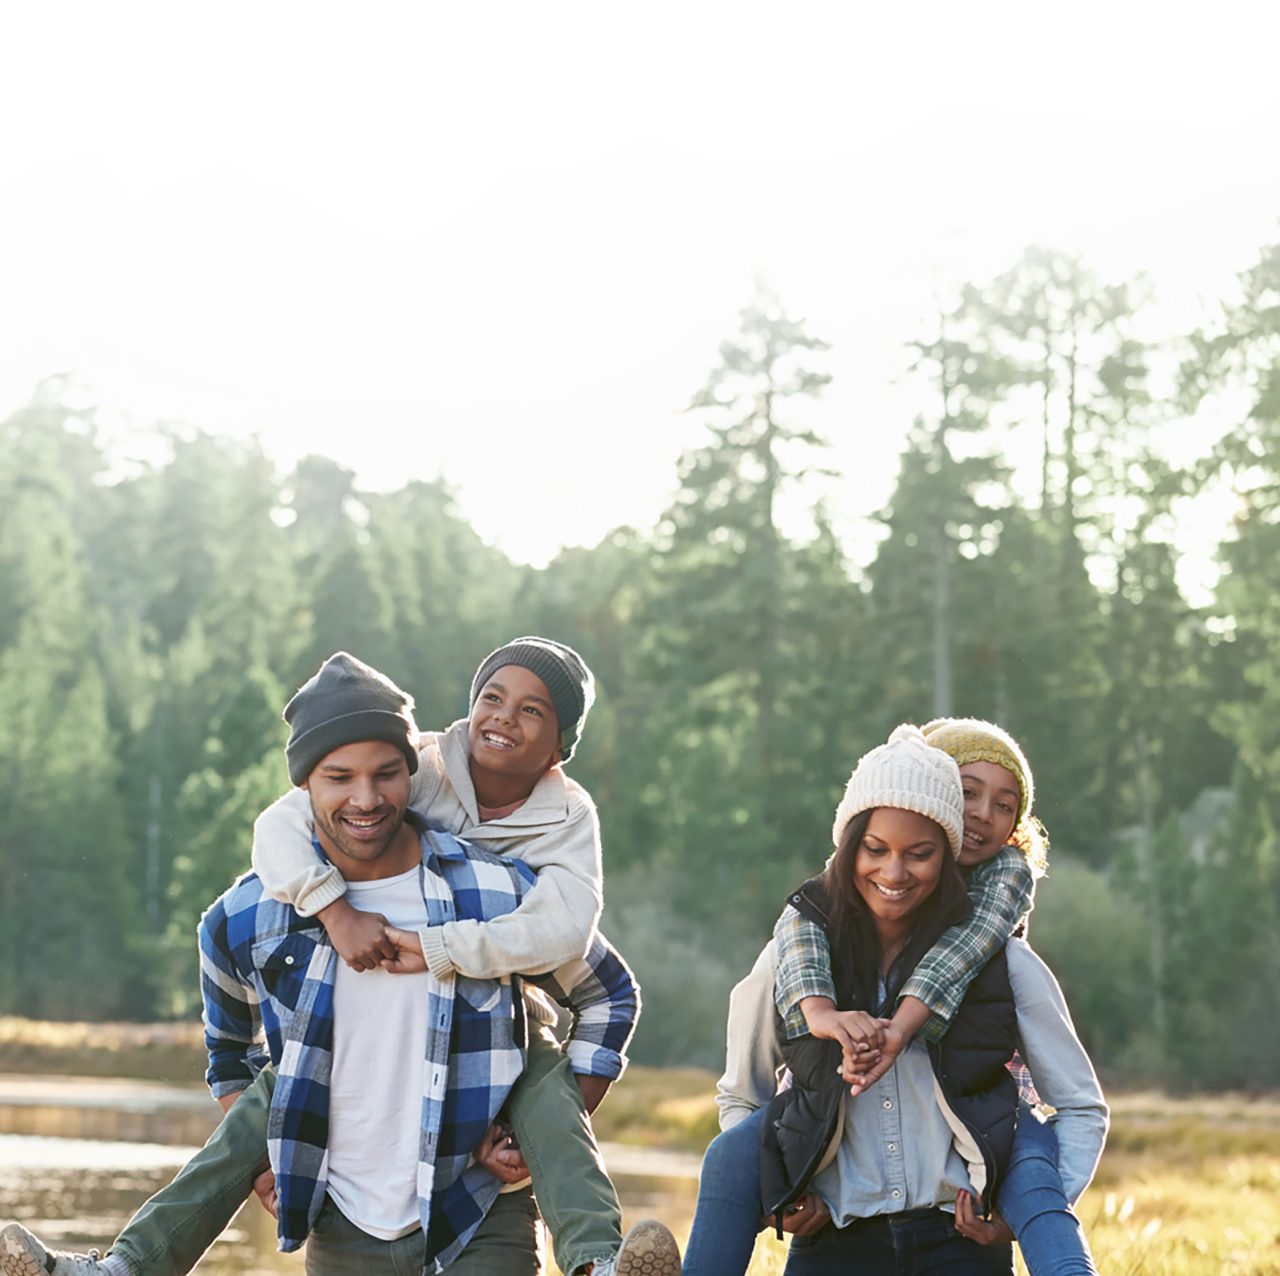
[784,1209,1011,1274]
[997,1109,1098,1276]
[682,1107,766,1276]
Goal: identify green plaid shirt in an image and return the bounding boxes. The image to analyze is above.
[773,845,1036,1042]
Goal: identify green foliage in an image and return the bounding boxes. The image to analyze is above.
[0,243,1276,1094]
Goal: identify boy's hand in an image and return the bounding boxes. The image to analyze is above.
[318,897,395,970]
[473,1122,529,1184]
[380,925,427,975]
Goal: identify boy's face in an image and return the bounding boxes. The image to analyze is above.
[303,738,414,879]
[468,664,561,785]
[957,761,1021,866]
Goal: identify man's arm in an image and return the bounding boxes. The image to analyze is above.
[1008,938,1109,1203]
[198,900,268,1099]
[420,796,604,980]
[527,930,637,1092]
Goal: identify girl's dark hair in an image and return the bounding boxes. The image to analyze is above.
[821,808,970,1012]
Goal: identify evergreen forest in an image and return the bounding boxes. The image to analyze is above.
[2,242,1278,1092]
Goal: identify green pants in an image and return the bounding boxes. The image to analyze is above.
[110,1031,622,1275]
[305,1187,541,1276]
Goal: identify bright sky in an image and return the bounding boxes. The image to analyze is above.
[3,3,1279,599]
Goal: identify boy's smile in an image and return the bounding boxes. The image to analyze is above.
[468,664,561,804]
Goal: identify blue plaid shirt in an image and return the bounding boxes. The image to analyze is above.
[198,824,638,1269]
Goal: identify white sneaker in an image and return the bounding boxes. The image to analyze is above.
[0,1224,123,1276]
[588,1218,681,1276]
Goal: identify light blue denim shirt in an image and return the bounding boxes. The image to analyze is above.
[716,937,1108,1209]
[813,1034,976,1221]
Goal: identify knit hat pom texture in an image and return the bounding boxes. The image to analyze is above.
[832,723,965,857]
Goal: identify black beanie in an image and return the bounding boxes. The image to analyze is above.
[284,652,420,785]
[469,636,596,762]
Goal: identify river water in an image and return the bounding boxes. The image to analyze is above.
[0,1075,702,1274]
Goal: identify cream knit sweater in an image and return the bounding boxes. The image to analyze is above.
[251,718,604,979]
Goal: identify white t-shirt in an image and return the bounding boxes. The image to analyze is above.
[326,865,431,1240]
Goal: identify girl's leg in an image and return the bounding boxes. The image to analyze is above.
[997,1108,1098,1276]
[682,1108,767,1276]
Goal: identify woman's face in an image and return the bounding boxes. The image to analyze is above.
[958,761,1020,866]
[853,806,949,936]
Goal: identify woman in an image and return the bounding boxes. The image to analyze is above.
[683,724,1106,1274]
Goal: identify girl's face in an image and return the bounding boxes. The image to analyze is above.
[958,761,1020,866]
[853,806,949,937]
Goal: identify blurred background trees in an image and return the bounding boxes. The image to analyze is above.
[1,241,1276,1088]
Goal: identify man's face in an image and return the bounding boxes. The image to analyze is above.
[468,664,562,783]
[304,739,413,877]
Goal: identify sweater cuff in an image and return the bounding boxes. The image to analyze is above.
[420,925,456,979]
[295,873,348,919]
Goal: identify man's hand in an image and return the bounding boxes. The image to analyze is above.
[318,897,395,971]
[763,1193,830,1238]
[473,1122,529,1185]
[252,1167,278,1218]
[575,1073,610,1116]
[380,925,428,975]
[953,1190,1014,1245]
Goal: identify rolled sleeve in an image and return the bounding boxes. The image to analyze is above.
[531,932,638,1080]
[198,905,266,1098]
[901,846,1036,1042]
[773,905,837,1040]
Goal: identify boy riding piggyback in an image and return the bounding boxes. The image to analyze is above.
[254,636,680,1276]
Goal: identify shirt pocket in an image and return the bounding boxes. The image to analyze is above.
[252,931,322,1012]
[455,975,504,1014]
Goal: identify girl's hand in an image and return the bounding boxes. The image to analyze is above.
[953,1191,1015,1245]
[801,999,886,1056]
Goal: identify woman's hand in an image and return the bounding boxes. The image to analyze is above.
[764,1193,831,1237]
[953,1190,1014,1245]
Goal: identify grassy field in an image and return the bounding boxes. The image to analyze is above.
[2,1019,1277,1273]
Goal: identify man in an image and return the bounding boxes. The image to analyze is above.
[4,655,645,1275]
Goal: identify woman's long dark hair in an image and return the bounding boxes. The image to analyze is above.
[821,807,970,1014]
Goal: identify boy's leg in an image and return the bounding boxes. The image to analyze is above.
[504,1028,621,1275]
[996,1106,1098,1276]
[1,1070,274,1276]
[682,1107,767,1276]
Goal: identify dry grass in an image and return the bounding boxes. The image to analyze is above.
[3,1021,1277,1273]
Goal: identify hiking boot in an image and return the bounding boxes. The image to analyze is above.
[0,1224,125,1276]
[587,1218,681,1276]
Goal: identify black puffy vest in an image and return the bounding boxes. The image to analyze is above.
[759,877,1020,1220]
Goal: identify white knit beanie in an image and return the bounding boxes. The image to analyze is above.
[831,723,965,857]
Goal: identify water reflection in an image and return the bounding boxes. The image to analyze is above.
[0,1086,701,1274]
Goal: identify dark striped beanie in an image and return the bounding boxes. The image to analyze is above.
[469,636,596,762]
